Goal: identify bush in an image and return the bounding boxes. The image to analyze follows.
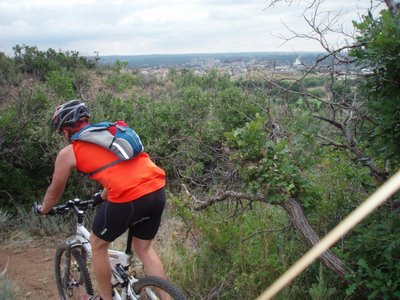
[104,60,138,92]
[12,44,97,81]
[345,210,400,299]
[351,9,400,162]
[45,70,76,99]
[0,52,19,86]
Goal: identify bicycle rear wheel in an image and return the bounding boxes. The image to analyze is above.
[132,276,187,300]
[55,242,94,299]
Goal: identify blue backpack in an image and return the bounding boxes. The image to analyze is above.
[70,121,144,176]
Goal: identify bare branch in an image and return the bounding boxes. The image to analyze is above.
[265,0,298,10]
[195,191,351,278]
[315,115,388,183]
[271,0,365,65]
[384,0,400,16]
[317,133,348,149]
[314,114,343,129]
[194,191,268,211]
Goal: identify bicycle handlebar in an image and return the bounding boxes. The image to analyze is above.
[52,198,95,215]
[34,191,105,217]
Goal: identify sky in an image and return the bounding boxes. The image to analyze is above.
[0,0,382,56]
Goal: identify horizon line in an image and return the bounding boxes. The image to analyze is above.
[97,50,325,57]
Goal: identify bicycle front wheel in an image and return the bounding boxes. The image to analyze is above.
[132,276,187,300]
[55,242,94,299]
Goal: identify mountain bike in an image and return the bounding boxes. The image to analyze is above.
[40,198,187,300]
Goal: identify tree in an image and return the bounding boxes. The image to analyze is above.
[175,0,399,297]
[227,0,400,297]
[195,114,351,279]
[350,3,400,163]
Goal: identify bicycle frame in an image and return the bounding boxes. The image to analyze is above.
[62,200,140,300]
[62,202,92,257]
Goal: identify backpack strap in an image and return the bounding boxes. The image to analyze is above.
[87,159,124,177]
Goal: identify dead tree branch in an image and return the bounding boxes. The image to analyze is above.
[195,191,351,278]
[194,191,267,211]
[314,114,388,183]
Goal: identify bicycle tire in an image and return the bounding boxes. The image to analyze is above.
[132,276,187,300]
[55,242,94,299]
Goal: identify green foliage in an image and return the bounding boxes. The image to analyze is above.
[104,60,138,92]
[302,77,325,88]
[351,9,400,161]
[1,40,398,299]
[309,264,337,300]
[337,14,400,297]
[345,210,400,299]
[175,203,303,299]
[304,150,372,230]
[12,44,96,81]
[216,86,260,131]
[225,114,308,203]
[45,70,76,99]
[0,87,55,210]
[116,69,265,192]
[94,92,136,122]
[0,52,19,86]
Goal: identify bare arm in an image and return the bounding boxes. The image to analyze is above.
[101,188,109,200]
[40,145,76,214]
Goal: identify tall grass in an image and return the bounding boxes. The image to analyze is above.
[0,205,76,248]
[0,258,19,300]
[0,275,19,300]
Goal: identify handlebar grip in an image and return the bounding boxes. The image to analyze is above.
[33,202,55,216]
[33,202,42,216]
[92,192,105,207]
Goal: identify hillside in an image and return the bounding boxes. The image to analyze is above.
[1,43,399,299]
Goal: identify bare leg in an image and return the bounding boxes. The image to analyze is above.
[91,234,112,300]
[133,237,165,278]
[133,237,170,299]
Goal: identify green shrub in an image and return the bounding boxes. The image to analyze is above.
[345,210,400,299]
[12,44,97,81]
[104,60,138,92]
[0,52,19,86]
[46,70,76,99]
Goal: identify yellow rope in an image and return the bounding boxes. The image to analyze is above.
[256,169,400,300]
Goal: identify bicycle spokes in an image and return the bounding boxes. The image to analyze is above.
[56,247,93,299]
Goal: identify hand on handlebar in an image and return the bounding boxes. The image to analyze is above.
[33,202,42,216]
[92,192,105,207]
[33,202,55,216]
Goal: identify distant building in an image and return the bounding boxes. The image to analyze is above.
[360,68,373,75]
[293,56,303,67]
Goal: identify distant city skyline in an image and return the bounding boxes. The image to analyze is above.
[0,0,383,56]
[99,51,324,68]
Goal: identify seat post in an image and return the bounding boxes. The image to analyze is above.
[125,226,134,255]
[125,217,149,255]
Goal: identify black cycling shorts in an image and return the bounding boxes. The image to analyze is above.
[92,187,166,242]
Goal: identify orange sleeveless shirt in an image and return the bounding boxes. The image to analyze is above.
[72,141,166,203]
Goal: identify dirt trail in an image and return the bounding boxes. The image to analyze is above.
[0,240,59,299]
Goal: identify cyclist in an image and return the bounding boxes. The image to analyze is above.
[38,99,167,300]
